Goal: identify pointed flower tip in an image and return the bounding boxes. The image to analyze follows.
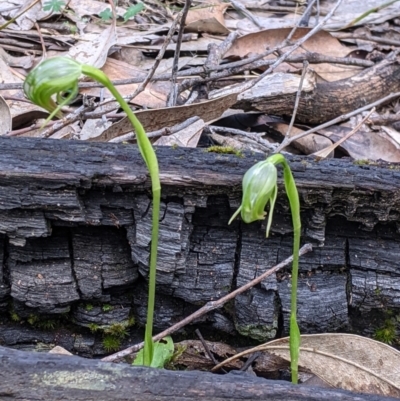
[23,56,82,118]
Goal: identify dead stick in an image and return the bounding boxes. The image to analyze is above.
[167,0,192,107]
[102,243,313,362]
[0,53,373,92]
[125,11,183,102]
[286,60,309,139]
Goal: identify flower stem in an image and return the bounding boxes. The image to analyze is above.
[82,65,160,366]
[267,154,301,383]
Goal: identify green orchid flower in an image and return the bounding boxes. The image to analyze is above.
[229,153,301,383]
[24,56,161,367]
[23,56,82,122]
[229,160,278,237]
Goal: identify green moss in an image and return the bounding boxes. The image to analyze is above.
[102,335,121,352]
[205,146,243,157]
[89,323,100,333]
[353,159,372,166]
[102,304,113,312]
[235,321,278,342]
[27,314,39,326]
[128,315,135,327]
[85,303,94,312]
[104,322,128,339]
[374,320,397,345]
[8,303,21,322]
[36,319,58,330]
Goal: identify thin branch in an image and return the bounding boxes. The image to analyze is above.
[0,52,373,92]
[101,243,313,362]
[233,0,344,94]
[209,126,277,152]
[285,60,309,139]
[311,107,376,159]
[167,0,192,106]
[125,11,183,102]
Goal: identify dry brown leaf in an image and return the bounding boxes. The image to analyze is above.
[185,2,229,35]
[270,123,333,156]
[68,22,116,68]
[0,58,43,126]
[79,117,113,141]
[81,58,170,108]
[154,118,204,147]
[319,125,400,162]
[1,0,49,31]
[225,28,362,82]
[264,334,400,397]
[235,70,316,103]
[0,47,33,69]
[90,93,238,142]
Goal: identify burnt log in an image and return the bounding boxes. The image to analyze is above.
[0,346,398,401]
[0,137,399,355]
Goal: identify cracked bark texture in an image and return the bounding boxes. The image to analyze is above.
[0,137,399,356]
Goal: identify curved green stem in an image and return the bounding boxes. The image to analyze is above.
[267,154,301,383]
[82,66,160,366]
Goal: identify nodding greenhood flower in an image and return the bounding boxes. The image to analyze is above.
[23,56,82,122]
[229,160,278,237]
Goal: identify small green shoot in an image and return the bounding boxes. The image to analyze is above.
[43,0,66,13]
[133,336,174,368]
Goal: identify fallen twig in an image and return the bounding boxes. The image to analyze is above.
[167,0,192,106]
[101,243,313,362]
[285,60,309,140]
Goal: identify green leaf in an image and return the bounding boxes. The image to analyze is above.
[123,3,144,22]
[99,8,113,21]
[43,0,65,13]
[133,337,174,368]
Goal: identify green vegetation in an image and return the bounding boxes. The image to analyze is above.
[85,303,94,312]
[36,319,58,330]
[206,146,243,157]
[374,319,397,345]
[99,2,145,23]
[89,323,100,333]
[24,56,164,367]
[104,322,129,339]
[43,0,65,13]
[228,153,301,384]
[102,334,121,352]
[102,304,113,312]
